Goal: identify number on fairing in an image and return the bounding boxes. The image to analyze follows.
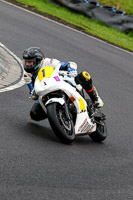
[42,69,45,77]
[38,66,54,81]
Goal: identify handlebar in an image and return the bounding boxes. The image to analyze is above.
[59,70,76,78]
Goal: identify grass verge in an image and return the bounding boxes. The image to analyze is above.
[99,0,133,15]
[5,0,133,52]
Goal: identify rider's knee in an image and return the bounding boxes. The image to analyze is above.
[75,71,93,90]
[30,110,40,121]
[30,103,47,121]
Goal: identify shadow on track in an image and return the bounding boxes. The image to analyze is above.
[26,122,108,147]
[25,122,60,144]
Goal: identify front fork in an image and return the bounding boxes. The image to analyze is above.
[62,94,71,121]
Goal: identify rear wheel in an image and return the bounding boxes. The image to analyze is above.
[89,119,107,142]
[46,103,75,144]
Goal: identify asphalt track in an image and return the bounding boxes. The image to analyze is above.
[0,0,133,199]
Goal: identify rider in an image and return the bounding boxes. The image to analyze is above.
[23,47,104,121]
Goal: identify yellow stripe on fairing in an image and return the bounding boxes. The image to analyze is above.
[79,97,86,111]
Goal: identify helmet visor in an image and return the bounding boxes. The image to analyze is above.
[24,58,36,67]
[25,61,34,67]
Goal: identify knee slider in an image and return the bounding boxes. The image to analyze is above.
[75,71,92,90]
[82,71,91,80]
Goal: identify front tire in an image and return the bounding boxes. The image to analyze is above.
[46,103,75,144]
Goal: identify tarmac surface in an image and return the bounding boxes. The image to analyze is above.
[0,43,23,90]
[0,1,133,200]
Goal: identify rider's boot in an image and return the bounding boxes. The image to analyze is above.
[86,86,104,108]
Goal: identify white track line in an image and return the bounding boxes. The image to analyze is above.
[0,42,25,93]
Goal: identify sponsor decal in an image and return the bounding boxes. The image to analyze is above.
[54,76,60,81]
[78,118,87,132]
[81,121,91,133]
[88,127,94,133]
[78,118,92,133]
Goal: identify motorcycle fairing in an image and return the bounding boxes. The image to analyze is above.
[35,67,96,135]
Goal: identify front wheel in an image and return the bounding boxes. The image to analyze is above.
[46,103,75,144]
[89,120,107,142]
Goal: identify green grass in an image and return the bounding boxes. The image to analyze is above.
[99,0,133,15]
[15,0,133,52]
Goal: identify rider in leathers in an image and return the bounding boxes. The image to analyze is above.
[23,47,104,121]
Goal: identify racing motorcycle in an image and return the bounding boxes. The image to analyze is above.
[34,64,107,144]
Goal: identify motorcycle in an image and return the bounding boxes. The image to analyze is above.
[34,64,107,144]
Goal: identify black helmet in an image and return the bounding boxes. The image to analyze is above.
[23,47,44,73]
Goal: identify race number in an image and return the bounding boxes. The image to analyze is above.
[38,66,54,81]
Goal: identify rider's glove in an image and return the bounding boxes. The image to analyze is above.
[24,73,32,84]
[68,68,78,77]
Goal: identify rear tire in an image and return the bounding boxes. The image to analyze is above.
[89,121,107,142]
[46,103,75,144]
